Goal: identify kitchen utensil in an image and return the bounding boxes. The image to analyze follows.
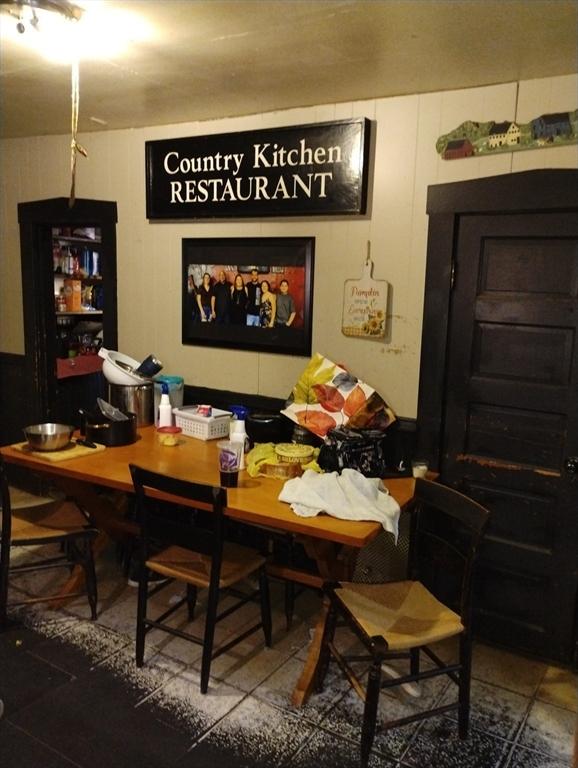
[23,423,74,452]
[246,412,291,445]
[98,347,152,385]
[135,354,163,377]
[108,383,154,426]
[76,438,98,449]
[97,397,129,421]
[84,412,137,446]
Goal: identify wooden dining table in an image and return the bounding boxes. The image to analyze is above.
[1,426,417,705]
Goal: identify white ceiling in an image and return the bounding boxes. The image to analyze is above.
[1,0,577,139]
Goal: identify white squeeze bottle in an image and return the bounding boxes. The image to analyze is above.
[230,419,248,470]
[158,382,173,427]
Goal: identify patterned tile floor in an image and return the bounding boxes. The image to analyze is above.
[1,545,576,768]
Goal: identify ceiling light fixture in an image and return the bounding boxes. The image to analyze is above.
[1,1,151,202]
[1,0,152,64]
[1,0,83,34]
[1,0,86,206]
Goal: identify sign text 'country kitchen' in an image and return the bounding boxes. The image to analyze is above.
[145,119,370,219]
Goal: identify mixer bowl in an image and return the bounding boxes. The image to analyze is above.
[98,348,151,385]
[23,423,74,451]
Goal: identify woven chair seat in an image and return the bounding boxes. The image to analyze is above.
[147,543,266,588]
[336,580,464,651]
[9,487,63,510]
[1,458,99,626]
[316,480,491,767]
[10,500,95,542]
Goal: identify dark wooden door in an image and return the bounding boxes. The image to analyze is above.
[442,212,578,662]
[418,169,578,664]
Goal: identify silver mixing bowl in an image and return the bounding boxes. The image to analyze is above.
[23,423,74,451]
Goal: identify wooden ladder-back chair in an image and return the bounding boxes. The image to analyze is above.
[129,464,272,694]
[315,478,491,767]
[0,456,98,629]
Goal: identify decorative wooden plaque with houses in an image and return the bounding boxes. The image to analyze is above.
[342,248,388,338]
[437,109,577,159]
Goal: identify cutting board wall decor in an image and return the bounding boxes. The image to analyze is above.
[342,253,388,338]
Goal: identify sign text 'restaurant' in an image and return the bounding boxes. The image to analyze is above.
[145,119,370,219]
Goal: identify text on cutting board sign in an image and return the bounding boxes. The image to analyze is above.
[342,252,389,338]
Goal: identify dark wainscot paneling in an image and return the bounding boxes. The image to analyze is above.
[0,353,28,446]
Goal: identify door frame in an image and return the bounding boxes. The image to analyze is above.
[416,169,578,467]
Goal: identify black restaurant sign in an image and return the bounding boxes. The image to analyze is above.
[145,118,370,219]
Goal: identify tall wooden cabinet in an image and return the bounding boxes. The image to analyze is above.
[17,198,118,428]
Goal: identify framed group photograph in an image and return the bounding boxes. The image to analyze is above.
[182,236,315,356]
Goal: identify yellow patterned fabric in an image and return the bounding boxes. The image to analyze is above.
[336,580,464,651]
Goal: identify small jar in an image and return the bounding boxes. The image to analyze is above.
[157,425,182,446]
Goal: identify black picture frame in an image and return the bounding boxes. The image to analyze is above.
[182,236,315,357]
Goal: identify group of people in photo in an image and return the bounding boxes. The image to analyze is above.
[187,267,297,328]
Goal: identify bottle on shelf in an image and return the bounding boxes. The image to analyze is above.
[57,287,67,313]
[92,251,100,277]
[71,249,80,277]
[56,316,70,358]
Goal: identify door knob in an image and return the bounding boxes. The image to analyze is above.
[564,456,578,475]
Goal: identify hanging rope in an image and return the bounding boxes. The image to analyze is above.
[69,58,87,208]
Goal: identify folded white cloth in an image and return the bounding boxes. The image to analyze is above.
[278,468,400,541]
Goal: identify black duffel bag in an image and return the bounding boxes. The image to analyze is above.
[317,426,388,477]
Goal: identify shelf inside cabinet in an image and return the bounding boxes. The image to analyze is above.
[53,272,102,282]
[52,235,101,246]
[56,355,103,380]
[56,310,103,316]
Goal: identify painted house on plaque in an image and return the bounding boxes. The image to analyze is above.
[488,121,521,149]
[531,112,572,140]
[442,138,475,160]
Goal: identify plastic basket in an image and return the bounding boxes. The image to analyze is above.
[173,406,232,441]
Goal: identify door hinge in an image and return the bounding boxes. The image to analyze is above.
[450,258,456,291]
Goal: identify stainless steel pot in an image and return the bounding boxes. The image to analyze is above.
[108,383,153,426]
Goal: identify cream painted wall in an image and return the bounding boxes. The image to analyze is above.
[1,74,576,417]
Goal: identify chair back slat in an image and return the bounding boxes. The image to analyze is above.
[0,457,13,548]
[408,479,491,621]
[129,464,227,562]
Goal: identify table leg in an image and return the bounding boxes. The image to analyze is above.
[299,537,356,581]
[47,480,137,610]
[291,596,330,707]
[56,479,137,539]
[46,530,110,609]
[291,539,357,707]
